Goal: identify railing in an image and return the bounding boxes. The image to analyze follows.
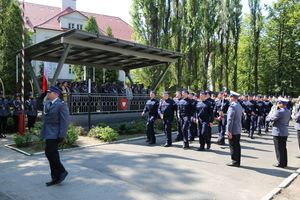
[67,93,148,115]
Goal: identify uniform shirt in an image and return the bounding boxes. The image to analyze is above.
[0,97,10,117]
[25,98,38,116]
[158,98,176,120]
[264,101,273,114]
[267,108,291,137]
[226,101,243,135]
[250,100,258,114]
[214,98,230,117]
[243,100,255,115]
[195,100,211,123]
[256,101,265,116]
[143,98,159,118]
[206,97,215,123]
[11,99,23,116]
[177,98,192,118]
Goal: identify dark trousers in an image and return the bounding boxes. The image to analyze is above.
[198,122,210,148]
[176,119,183,140]
[180,117,190,146]
[297,130,300,150]
[218,116,227,142]
[257,115,263,134]
[13,115,19,132]
[146,116,156,143]
[0,116,8,134]
[273,136,288,167]
[27,115,37,130]
[45,139,66,180]
[228,134,241,164]
[189,122,197,140]
[163,118,172,145]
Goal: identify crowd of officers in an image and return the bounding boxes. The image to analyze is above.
[0,91,38,138]
[142,90,292,150]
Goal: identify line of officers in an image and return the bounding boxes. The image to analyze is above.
[142,89,278,150]
[0,91,38,138]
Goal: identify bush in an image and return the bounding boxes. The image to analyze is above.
[31,121,43,135]
[14,133,33,147]
[64,124,80,145]
[88,126,119,142]
[117,120,146,135]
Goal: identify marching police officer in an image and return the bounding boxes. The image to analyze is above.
[158,91,176,147]
[177,89,192,149]
[206,91,215,149]
[142,91,159,145]
[256,96,265,135]
[194,91,212,151]
[0,91,10,138]
[188,92,197,141]
[11,93,23,132]
[214,92,230,145]
[174,91,183,141]
[25,92,38,131]
[226,91,243,167]
[243,95,256,139]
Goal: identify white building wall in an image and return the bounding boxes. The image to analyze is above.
[60,12,87,29]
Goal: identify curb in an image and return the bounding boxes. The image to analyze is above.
[261,168,300,200]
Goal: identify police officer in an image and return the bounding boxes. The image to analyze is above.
[214,92,230,145]
[11,93,23,132]
[245,95,256,139]
[142,91,159,145]
[194,91,211,151]
[264,96,273,133]
[0,91,10,138]
[206,91,215,149]
[188,92,197,141]
[226,91,243,167]
[25,92,38,131]
[41,86,70,186]
[174,91,183,141]
[267,97,291,168]
[158,91,176,147]
[256,96,265,135]
[177,89,192,149]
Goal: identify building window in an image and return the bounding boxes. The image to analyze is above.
[69,65,72,74]
[68,23,75,29]
[77,24,83,30]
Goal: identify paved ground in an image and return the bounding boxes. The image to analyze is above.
[0,125,300,200]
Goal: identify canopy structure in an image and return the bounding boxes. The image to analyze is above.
[22,29,182,94]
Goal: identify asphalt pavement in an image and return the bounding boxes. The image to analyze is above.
[0,125,300,200]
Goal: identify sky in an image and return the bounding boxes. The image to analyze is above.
[24,0,276,25]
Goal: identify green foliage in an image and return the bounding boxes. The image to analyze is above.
[84,16,99,35]
[117,120,145,135]
[64,124,80,145]
[88,126,119,142]
[13,133,33,147]
[106,26,114,37]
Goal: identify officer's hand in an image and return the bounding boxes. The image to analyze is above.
[227,132,233,140]
[141,112,144,116]
[209,123,213,128]
[160,114,163,119]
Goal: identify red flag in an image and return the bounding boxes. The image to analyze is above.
[42,66,48,93]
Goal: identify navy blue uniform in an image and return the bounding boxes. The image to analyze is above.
[158,98,176,145]
[11,99,23,132]
[174,98,183,141]
[256,100,265,134]
[214,98,230,144]
[177,98,192,148]
[195,99,212,150]
[189,99,198,141]
[264,100,273,132]
[0,97,10,137]
[206,98,215,149]
[243,100,256,138]
[143,98,159,144]
[25,98,38,130]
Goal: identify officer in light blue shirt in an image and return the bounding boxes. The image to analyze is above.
[0,91,10,138]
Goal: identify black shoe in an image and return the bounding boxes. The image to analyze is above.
[273,163,286,168]
[189,138,195,141]
[148,141,156,145]
[175,137,182,142]
[226,162,240,167]
[250,136,254,139]
[57,171,68,184]
[145,139,150,143]
[197,147,205,151]
[217,141,225,145]
[207,144,211,150]
[0,134,6,138]
[163,143,172,147]
[183,145,190,150]
[46,179,59,186]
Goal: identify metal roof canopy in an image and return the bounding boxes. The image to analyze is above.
[22,29,182,94]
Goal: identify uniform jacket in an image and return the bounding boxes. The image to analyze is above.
[143,98,159,118]
[41,98,70,139]
[11,99,23,116]
[195,100,211,123]
[25,98,38,116]
[0,98,10,117]
[158,98,176,120]
[267,108,291,137]
[226,101,243,135]
[177,98,192,118]
[292,104,300,130]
